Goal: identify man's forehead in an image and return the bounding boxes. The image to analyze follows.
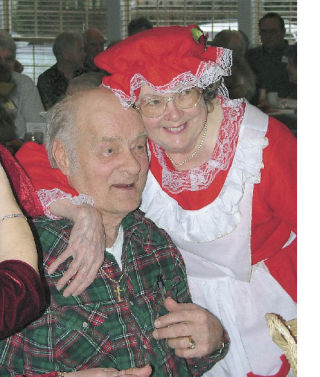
[73,89,145,137]
[260,18,281,29]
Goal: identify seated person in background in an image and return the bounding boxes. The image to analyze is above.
[66,71,104,95]
[0,146,46,339]
[0,30,44,145]
[0,88,228,377]
[247,12,296,104]
[212,29,256,101]
[82,28,108,74]
[37,31,85,110]
[286,43,297,91]
[128,17,153,36]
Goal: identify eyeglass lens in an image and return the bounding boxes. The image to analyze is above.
[139,88,202,117]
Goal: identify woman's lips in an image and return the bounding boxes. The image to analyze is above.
[165,123,186,134]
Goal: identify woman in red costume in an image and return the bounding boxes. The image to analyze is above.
[16,25,296,377]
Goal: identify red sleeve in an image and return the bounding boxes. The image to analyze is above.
[0,144,43,217]
[251,118,297,301]
[0,260,47,339]
[15,142,78,195]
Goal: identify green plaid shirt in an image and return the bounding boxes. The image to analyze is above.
[0,210,227,376]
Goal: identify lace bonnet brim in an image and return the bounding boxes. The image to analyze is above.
[94,24,232,108]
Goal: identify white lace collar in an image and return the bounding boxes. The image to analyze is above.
[141,102,269,242]
[149,96,244,194]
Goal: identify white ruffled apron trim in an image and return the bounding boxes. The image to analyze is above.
[140,103,269,243]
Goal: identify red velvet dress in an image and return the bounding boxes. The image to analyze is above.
[0,145,46,340]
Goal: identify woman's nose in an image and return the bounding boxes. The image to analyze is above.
[163,99,183,121]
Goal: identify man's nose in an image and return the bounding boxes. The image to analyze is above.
[120,149,141,174]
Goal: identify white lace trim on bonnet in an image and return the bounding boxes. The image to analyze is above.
[102,48,232,108]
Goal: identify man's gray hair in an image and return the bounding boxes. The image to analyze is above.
[45,95,78,169]
[0,30,16,58]
[52,31,83,60]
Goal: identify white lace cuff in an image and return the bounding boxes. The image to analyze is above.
[37,188,94,220]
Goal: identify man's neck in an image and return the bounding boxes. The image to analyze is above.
[103,220,122,248]
[57,61,77,80]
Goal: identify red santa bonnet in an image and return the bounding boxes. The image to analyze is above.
[94,24,232,108]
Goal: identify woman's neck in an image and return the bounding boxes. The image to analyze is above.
[170,98,223,171]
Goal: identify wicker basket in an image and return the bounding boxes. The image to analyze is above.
[265,313,297,376]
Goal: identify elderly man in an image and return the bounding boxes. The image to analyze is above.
[0,88,228,377]
[247,12,296,103]
[37,31,85,110]
[0,30,44,144]
[82,28,107,73]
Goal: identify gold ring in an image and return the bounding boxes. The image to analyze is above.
[188,336,196,350]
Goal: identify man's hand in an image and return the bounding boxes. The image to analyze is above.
[66,365,152,377]
[47,203,106,297]
[152,297,224,358]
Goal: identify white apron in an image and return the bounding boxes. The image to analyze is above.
[141,102,297,377]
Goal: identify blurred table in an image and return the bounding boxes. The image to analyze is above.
[259,99,297,137]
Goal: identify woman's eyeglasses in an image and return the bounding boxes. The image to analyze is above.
[134,87,203,118]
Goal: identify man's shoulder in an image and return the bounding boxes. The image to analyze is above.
[34,217,72,245]
[11,71,35,87]
[37,64,59,82]
[123,209,177,249]
[247,45,263,58]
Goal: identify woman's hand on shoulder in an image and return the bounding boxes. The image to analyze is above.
[47,203,106,297]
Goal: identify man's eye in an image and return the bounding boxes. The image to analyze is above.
[103,148,113,155]
[136,144,146,151]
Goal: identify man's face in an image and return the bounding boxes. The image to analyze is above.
[259,17,285,50]
[63,89,149,225]
[0,48,14,82]
[65,39,86,70]
[85,31,105,61]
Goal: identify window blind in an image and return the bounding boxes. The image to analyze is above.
[124,0,239,40]
[0,0,297,82]
[0,0,108,81]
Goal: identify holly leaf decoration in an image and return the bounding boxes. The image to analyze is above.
[191,26,208,48]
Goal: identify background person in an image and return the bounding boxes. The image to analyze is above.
[0,145,46,339]
[247,12,296,104]
[37,31,85,110]
[212,29,256,101]
[82,28,107,73]
[16,25,296,377]
[0,30,44,147]
[128,17,153,36]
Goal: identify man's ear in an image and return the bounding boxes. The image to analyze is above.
[61,47,70,61]
[52,139,70,176]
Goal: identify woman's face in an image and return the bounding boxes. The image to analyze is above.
[138,85,208,154]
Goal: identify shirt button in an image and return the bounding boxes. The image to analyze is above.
[82,321,88,328]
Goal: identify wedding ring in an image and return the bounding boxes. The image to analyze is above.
[188,336,196,350]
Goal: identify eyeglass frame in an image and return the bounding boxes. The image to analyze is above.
[133,87,203,118]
